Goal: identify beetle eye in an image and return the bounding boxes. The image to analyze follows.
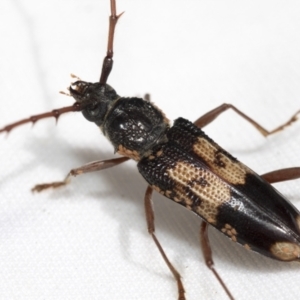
[82,102,106,124]
[86,103,100,117]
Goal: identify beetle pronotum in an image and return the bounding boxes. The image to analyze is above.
[1,1,300,299]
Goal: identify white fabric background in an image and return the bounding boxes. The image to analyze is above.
[0,0,300,299]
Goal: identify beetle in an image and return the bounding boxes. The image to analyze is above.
[0,0,300,300]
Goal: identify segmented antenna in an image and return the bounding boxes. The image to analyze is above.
[99,0,123,84]
[0,0,121,134]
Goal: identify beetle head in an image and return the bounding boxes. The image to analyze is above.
[70,81,119,126]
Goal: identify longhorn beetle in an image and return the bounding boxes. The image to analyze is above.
[1,1,300,299]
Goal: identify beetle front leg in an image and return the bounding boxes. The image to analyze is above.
[32,156,130,192]
[194,103,299,136]
[144,186,185,300]
[200,222,234,300]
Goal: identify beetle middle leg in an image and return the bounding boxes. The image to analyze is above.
[32,156,130,192]
[144,186,185,300]
[191,117,236,299]
[194,103,299,137]
[200,221,234,300]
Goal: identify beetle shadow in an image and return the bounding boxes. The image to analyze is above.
[11,0,55,108]
[13,132,299,279]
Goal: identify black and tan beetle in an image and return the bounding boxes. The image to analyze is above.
[1,1,300,299]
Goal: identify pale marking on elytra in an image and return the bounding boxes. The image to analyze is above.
[270,242,300,261]
[221,223,238,241]
[244,244,251,251]
[168,161,231,224]
[193,137,252,185]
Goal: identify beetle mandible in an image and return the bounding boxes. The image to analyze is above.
[0,0,300,300]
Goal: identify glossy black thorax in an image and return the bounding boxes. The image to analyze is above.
[103,97,169,159]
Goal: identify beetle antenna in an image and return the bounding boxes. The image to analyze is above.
[99,0,124,84]
[0,103,81,135]
[0,1,124,135]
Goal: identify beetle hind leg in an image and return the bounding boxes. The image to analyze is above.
[194,103,299,137]
[261,167,300,184]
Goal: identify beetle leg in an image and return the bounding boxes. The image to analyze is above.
[261,167,300,184]
[200,221,234,300]
[144,186,185,300]
[32,156,130,192]
[194,103,299,137]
